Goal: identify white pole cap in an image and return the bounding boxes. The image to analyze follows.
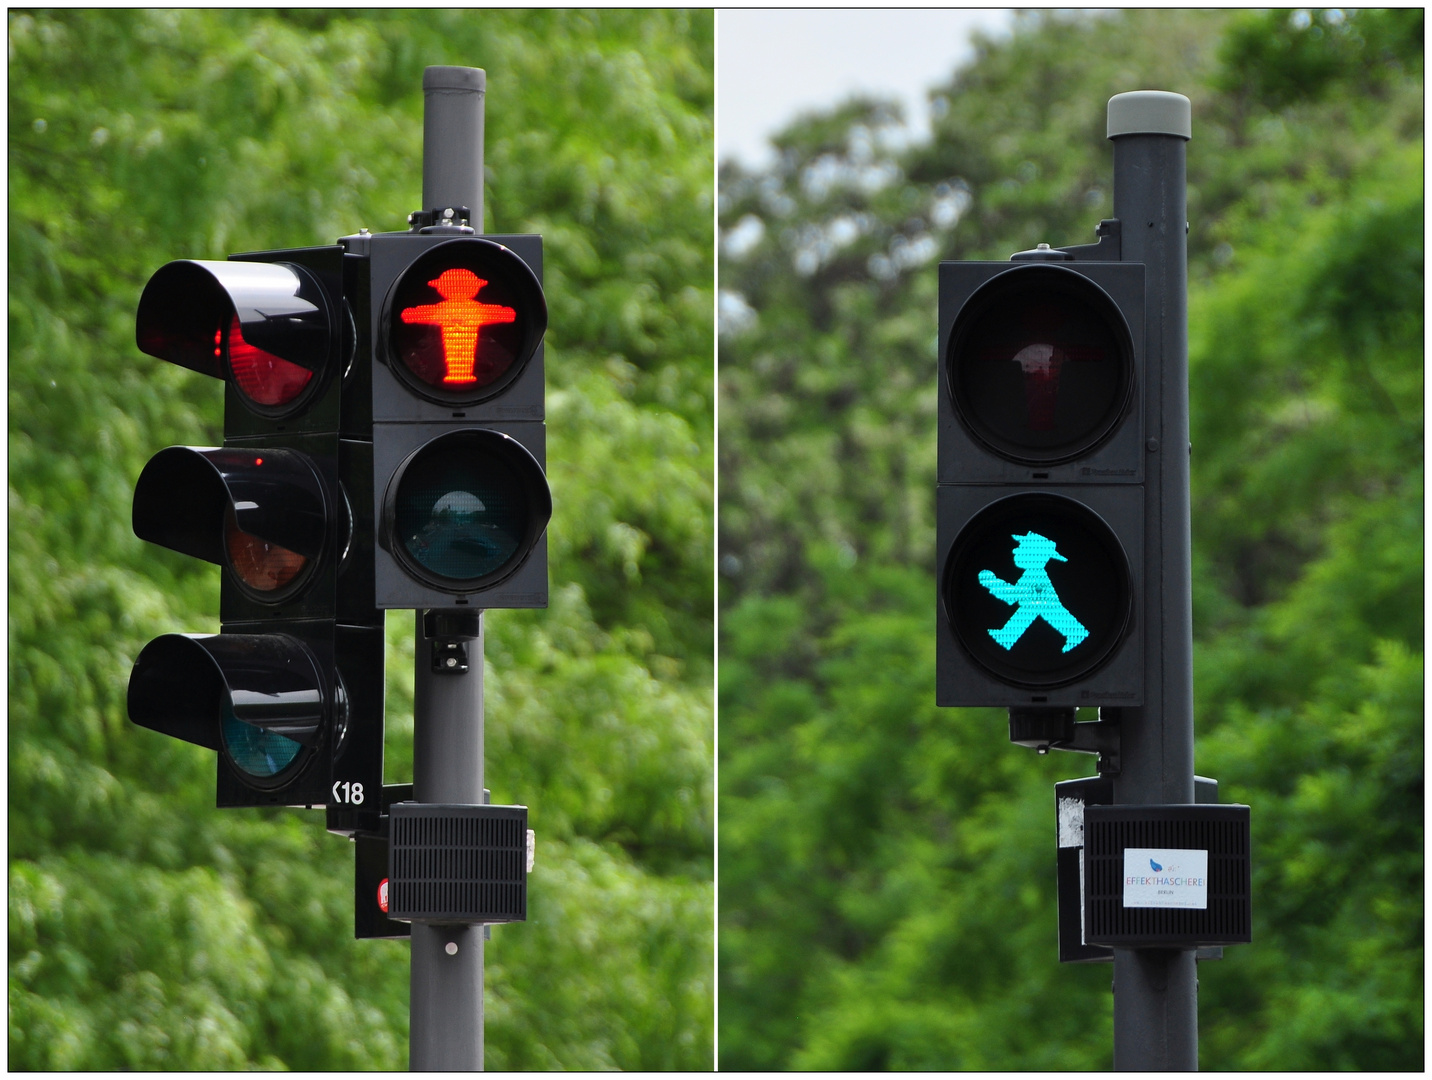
[1107,90,1191,140]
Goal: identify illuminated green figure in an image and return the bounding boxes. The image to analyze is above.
[978,531,1089,653]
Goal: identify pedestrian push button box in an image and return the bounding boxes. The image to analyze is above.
[387,802,532,924]
[1083,803,1252,948]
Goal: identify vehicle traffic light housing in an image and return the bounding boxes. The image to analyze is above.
[351,231,551,610]
[129,247,385,811]
[937,251,1145,707]
[136,249,349,437]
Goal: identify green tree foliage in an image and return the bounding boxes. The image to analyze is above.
[718,9,1421,1069]
[9,10,712,1070]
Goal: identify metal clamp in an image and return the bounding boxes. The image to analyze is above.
[408,205,475,234]
[425,610,480,675]
[1058,217,1123,261]
[431,640,469,675]
[1009,705,1122,775]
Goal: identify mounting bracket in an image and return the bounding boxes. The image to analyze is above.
[1008,705,1122,775]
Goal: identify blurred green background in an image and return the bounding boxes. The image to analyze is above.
[9,9,712,1070]
[718,9,1421,1070]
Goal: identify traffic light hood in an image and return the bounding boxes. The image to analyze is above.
[128,632,324,752]
[133,446,328,569]
[136,258,332,378]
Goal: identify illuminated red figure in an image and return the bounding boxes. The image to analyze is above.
[400,268,517,385]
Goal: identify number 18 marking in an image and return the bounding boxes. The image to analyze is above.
[332,781,365,805]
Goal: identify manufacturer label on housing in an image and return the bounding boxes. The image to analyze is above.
[1122,848,1208,909]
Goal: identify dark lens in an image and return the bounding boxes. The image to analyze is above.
[950,268,1131,464]
[393,434,532,583]
[225,505,308,594]
[221,699,303,779]
[943,493,1130,688]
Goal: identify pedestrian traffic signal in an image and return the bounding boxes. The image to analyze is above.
[385,243,545,403]
[129,247,386,810]
[942,263,1137,469]
[940,489,1138,695]
[355,229,551,610]
[379,426,550,595]
[937,248,1145,707]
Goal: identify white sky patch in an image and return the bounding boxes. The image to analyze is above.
[718,9,1015,169]
[722,214,765,259]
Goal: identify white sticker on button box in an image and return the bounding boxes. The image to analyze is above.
[1122,848,1208,909]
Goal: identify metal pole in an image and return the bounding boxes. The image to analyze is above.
[422,65,486,219]
[1106,90,1197,1071]
[409,64,488,1073]
[410,611,485,1070]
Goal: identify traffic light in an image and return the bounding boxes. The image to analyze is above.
[347,226,551,610]
[936,245,1145,708]
[128,247,386,811]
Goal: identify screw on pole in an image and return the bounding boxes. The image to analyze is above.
[1105,89,1197,1072]
[408,65,489,1074]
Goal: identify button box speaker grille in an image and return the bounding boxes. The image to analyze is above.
[388,803,527,923]
[1084,804,1250,947]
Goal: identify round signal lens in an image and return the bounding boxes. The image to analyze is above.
[386,239,546,405]
[225,505,309,596]
[221,699,304,780]
[388,430,550,591]
[942,493,1131,689]
[225,314,314,407]
[947,266,1133,465]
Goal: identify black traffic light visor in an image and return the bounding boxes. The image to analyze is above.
[381,428,552,595]
[946,263,1135,466]
[381,237,547,406]
[136,259,332,378]
[133,446,327,569]
[128,632,324,751]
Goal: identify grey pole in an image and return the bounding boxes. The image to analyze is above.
[1106,90,1197,1071]
[410,611,485,1071]
[409,64,488,1073]
[422,65,486,221]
